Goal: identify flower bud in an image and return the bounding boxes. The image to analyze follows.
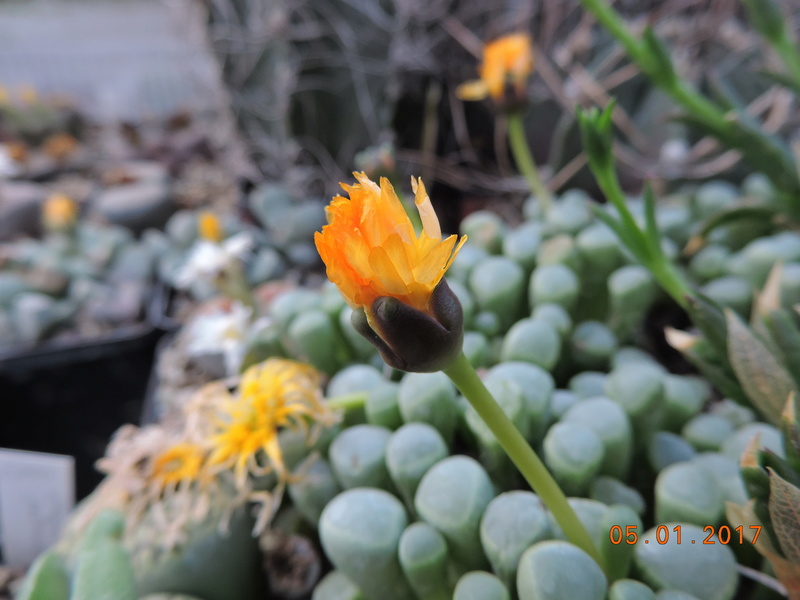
[351,279,464,372]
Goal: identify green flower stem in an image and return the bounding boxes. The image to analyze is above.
[774,35,800,91]
[591,159,691,310]
[443,351,604,570]
[579,0,800,206]
[507,112,553,213]
[578,0,726,127]
[327,392,368,411]
[649,260,692,310]
[591,158,645,251]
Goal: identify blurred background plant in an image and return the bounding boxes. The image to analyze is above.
[200,0,800,240]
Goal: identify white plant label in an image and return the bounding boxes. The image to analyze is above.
[0,449,74,568]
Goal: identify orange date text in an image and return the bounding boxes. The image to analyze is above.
[608,524,762,545]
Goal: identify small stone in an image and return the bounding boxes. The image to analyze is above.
[0,181,47,240]
[92,175,173,234]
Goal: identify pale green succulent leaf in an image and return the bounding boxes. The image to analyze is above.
[726,309,798,425]
[768,468,800,564]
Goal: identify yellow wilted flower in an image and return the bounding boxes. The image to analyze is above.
[198,211,223,243]
[315,172,466,372]
[42,193,78,231]
[456,33,535,105]
[315,172,466,315]
[207,359,337,487]
[150,442,208,491]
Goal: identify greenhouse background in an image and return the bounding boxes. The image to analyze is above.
[1,0,800,599]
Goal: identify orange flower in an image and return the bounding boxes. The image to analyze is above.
[42,193,78,231]
[42,133,78,162]
[457,33,535,103]
[198,211,223,243]
[315,172,466,316]
[7,141,28,164]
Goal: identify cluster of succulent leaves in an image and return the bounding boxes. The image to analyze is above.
[221,172,800,600]
[18,486,258,600]
[156,183,325,306]
[0,88,82,146]
[0,219,158,349]
[22,175,794,600]
[580,166,800,596]
[0,179,328,353]
[220,180,800,600]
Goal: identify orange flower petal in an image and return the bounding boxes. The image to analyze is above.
[315,173,466,314]
[467,32,534,103]
[415,235,458,285]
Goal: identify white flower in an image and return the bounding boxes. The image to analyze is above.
[185,301,269,376]
[175,231,253,290]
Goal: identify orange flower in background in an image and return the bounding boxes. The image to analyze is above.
[7,141,28,164]
[198,210,223,243]
[42,132,78,162]
[42,193,78,231]
[457,32,535,103]
[315,172,466,316]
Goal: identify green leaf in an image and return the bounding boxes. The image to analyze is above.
[760,449,800,490]
[768,468,800,564]
[782,395,800,472]
[15,552,70,600]
[591,206,637,253]
[641,27,676,85]
[685,294,730,362]
[742,0,786,43]
[749,265,790,365]
[692,202,780,242]
[705,70,746,113]
[740,435,771,503]
[762,310,800,390]
[751,264,783,331]
[727,309,799,425]
[642,183,661,257]
[665,328,748,405]
[726,500,800,600]
[758,69,800,94]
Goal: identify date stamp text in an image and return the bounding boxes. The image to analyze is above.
[608,524,762,545]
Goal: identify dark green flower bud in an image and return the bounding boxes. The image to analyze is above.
[351,279,464,373]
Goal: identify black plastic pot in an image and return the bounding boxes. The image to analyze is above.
[0,323,163,500]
